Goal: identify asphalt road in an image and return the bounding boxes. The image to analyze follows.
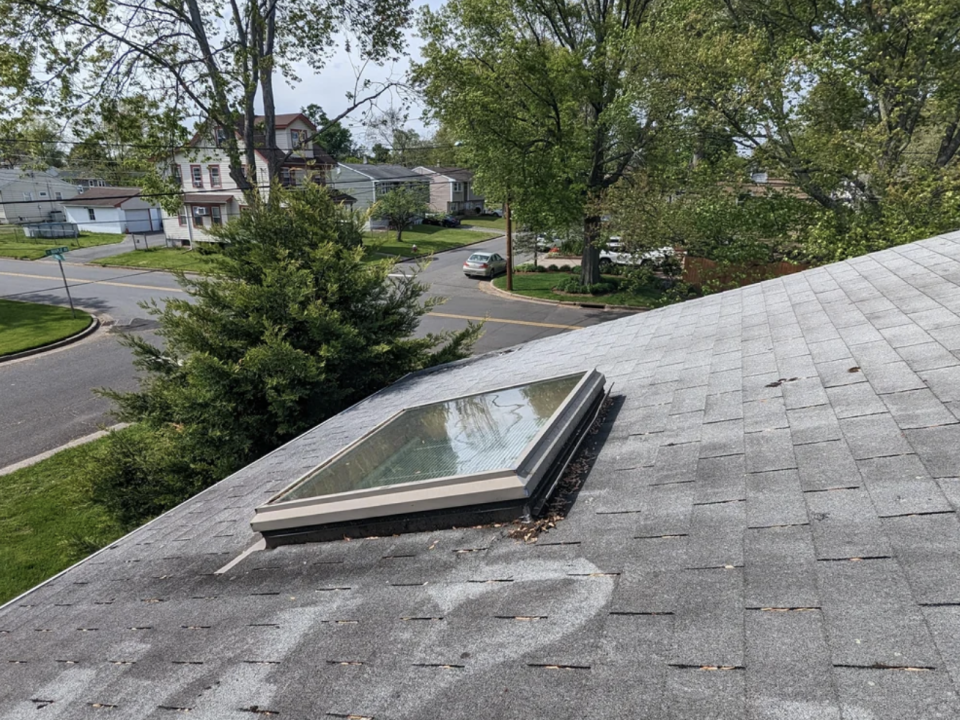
[0,236,635,467]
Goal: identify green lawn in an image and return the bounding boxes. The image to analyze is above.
[0,435,125,604]
[0,231,125,260]
[92,247,220,273]
[493,270,663,307]
[462,216,506,231]
[363,225,497,261]
[0,299,93,357]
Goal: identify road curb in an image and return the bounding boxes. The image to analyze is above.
[0,423,130,477]
[479,276,648,312]
[0,312,102,364]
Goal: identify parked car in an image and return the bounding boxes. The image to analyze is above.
[442,215,462,228]
[535,234,560,252]
[463,251,507,278]
[598,238,674,271]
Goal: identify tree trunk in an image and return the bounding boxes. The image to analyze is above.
[259,6,278,184]
[580,214,602,285]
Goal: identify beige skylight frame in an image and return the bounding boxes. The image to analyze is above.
[250,369,605,535]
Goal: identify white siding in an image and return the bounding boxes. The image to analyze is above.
[63,206,124,234]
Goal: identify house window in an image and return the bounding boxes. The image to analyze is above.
[291,129,308,149]
[215,127,227,147]
[172,164,182,186]
[88,208,96,221]
[55,192,62,200]
[280,168,291,186]
[211,206,222,225]
[191,165,203,188]
[22,192,32,201]
[209,165,221,188]
[178,208,187,226]
[192,207,204,228]
[39,191,47,197]
[453,182,462,193]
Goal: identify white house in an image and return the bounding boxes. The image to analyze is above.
[412,166,485,215]
[60,187,162,235]
[160,113,338,244]
[0,167,80,224]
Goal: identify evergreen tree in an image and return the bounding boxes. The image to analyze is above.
[89,184,479,528]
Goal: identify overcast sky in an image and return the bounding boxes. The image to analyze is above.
[272,0,445,146]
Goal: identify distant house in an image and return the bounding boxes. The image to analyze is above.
[412,166,485,215]
[61,187,162,235]
[328,163,431,229]
[0,168,80,224]
[161,112,338,244]
[53,169,109,189]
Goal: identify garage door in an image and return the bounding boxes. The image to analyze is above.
[124,209,154,233]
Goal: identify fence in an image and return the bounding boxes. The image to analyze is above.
[22,222,79,239]
[682,255,809,289]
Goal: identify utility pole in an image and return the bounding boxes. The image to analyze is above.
[505,200,513,291]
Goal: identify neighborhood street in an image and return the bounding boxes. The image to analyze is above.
[0,235,637,468]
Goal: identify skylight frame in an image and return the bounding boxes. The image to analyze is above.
[250,369,605,538]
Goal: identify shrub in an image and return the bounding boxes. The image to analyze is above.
[515,262,536,272]
[547,264,559,272]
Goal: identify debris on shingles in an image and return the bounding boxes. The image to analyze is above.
[508,395,614,543]
[765,377,801,388]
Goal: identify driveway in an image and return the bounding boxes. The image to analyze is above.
[37,232,162,263]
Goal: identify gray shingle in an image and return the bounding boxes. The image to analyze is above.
[745,610,840,718]
[744,429,797,473]
[5,235,960,718]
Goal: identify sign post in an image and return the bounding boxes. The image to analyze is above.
[44,246,75,319]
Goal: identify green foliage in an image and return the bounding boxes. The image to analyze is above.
[301,104,356,160]
[638,0,960,264]
[373,185,430,242]
[414,0,662,284]
[91,184,480,528]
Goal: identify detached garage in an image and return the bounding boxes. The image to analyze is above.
[61,187,162,234]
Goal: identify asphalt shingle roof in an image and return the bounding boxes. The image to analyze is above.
[340,163,426,181]
[60,186,142,207]
[4,232,960,718]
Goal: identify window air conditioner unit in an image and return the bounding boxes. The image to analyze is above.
[195,207,208,216]
[76,186,85,193]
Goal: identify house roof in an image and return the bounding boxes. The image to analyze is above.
[4,232,960,717]
[340,162,425,181]
[421,166,474,183]
[0,167,77,190]
[60,187,143,208]
[254,113,316,130]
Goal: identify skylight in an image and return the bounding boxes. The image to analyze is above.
[251,369,606,544]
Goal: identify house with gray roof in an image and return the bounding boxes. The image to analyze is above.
[0,167,79,224]
[328,163,431,229]
[412,166,486,215]
[4,232,960,718]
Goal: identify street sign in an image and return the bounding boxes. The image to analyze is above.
[44,246,69,257]
[52,254,64,262]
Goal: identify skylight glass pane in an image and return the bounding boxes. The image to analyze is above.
[271,372,585,503]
